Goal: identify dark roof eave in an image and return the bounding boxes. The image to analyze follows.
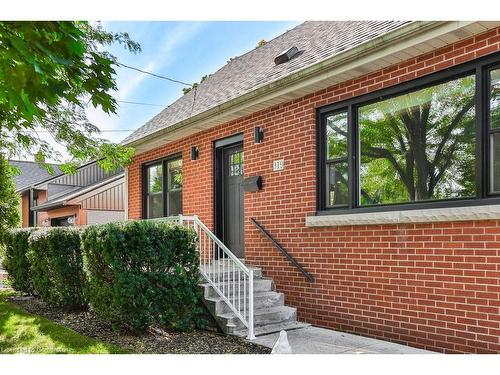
[30,201,68,212]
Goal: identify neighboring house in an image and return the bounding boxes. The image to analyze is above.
[123,21,500,353]
[13,160,125,227]
[10,160,62,227]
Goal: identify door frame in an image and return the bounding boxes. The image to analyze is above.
[213,133,244,252]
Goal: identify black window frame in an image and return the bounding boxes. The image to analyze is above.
[317,51,500,215]
[142,153,183,219]
[486,63,500,196]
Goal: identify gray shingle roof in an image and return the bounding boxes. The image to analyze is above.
[123,21,411,145]
[9,160,61,192]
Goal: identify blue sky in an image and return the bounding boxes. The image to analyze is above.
[86,21,300,145]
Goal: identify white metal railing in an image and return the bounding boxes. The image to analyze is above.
[163,214,255,340]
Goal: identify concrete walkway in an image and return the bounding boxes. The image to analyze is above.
[0,269,8,290]
[252,326,432,354]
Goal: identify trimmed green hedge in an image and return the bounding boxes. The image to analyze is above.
[2,228,36,293]
[81,220,201,333]
[27,227,86,310]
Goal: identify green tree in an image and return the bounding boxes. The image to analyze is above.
[0,155,20,251]
[0,21,140,173]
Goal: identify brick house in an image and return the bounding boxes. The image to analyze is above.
[123,21,500,353]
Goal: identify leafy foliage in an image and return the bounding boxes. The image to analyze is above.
[0,155,20,246]
[27,227,86,310]
[81,220,202,333]
[0,21,139,172]
[2,228,36,293]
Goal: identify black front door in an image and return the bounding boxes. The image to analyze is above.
[216,142,244,258]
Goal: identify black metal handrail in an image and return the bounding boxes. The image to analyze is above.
[250,217,315,282]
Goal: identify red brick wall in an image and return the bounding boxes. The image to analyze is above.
[128,27,500,353]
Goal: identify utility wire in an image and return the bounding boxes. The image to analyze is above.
[24,130,135,133]
[117,100,167,108]
[117,62,193,87]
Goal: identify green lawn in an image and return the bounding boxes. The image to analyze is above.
[0,291,126,354]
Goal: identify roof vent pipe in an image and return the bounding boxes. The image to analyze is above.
[274,46,299,65]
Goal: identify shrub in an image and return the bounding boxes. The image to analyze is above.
[2,228,36,293]
[81,220,201,333]
[27,227,86,309]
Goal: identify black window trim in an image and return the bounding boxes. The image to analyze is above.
[486,62,500,196]
[316,51,500,215]
[141,152,183,219]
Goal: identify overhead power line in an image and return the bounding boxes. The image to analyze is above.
[117,100,167,108]
[117,62,193,87]
[24,129,135,133]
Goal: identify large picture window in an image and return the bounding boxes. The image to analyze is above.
[359,74,476,206]
[143,156,183,218]
[318,54,500,212]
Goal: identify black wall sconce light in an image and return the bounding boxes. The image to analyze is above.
[191,146,199,160]
[254,126,264,144]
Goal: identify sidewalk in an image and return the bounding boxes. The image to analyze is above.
[0,269,8,290]
[252,326,432,354]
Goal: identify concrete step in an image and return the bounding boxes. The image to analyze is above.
[200,264,262,280]
[205,290,285,315]
[220,305,298,332]
[198,256,303,338]
[201,278,273,299]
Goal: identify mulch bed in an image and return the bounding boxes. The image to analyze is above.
[7,296,270,354]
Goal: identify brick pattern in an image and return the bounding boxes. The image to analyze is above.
[128,27,500,353]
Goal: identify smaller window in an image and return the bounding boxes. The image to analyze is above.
[325,111,349,207]
[143,157,183,219]
[146,164,163,219]
[166,158,183,216]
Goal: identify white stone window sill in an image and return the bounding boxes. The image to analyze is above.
[305,204,500,227]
